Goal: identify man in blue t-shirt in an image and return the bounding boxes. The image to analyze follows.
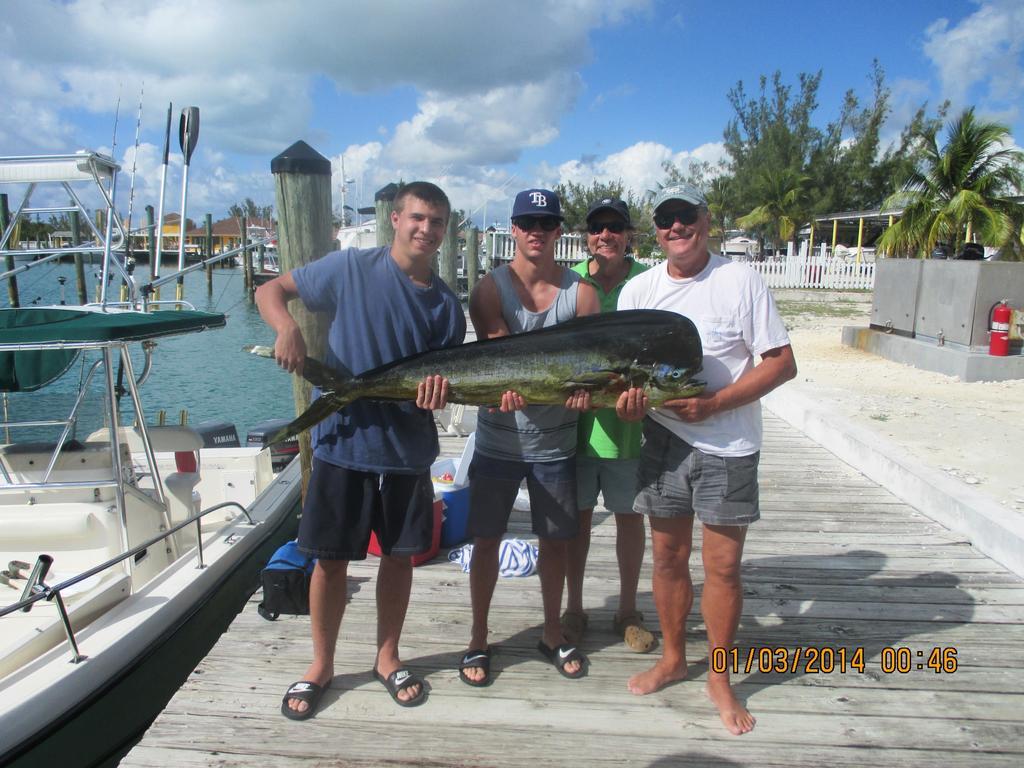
[256,181,466,717]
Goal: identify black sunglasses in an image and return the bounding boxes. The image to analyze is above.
[587,221,628,235]
[513,216,560,232]
[653,207,702,229]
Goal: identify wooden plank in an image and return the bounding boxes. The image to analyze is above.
[122,413,1024,767]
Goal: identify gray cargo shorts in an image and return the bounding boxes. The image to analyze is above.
[633,418,760,526]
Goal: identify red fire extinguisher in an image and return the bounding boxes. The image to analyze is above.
[989,300,1011,356]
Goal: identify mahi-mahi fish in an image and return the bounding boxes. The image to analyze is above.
[248,309,704,445]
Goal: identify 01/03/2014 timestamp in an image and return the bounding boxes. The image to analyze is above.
[711,646,959,675]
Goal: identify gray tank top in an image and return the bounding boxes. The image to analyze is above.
[476,264,580,462]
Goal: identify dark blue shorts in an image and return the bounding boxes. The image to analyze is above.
[297,459,435,560]
[467,454,578,540]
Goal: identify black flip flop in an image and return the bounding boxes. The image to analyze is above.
[537,640,587,679]
[458,648,493,687]
[281,680,326,720]
[373,667,427,707]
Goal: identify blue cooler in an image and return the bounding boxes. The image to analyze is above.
[433,434,474,548]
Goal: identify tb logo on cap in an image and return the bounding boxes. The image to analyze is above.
[530,192,548,207]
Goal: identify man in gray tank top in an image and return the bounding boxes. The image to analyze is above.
[458,189,599,687]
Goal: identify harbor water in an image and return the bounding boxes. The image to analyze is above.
[1,262,294,442]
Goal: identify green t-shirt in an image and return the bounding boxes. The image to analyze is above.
[571,257,649,459]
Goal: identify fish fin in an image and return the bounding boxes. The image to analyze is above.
[563,370,625,389]
[244,344,275,358]
[266,396,347,445]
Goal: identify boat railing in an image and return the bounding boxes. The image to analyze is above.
[0,499,256,663]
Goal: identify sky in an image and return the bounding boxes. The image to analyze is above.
[2,0,1022,229]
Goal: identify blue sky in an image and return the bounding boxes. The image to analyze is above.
[2,0,1021,227]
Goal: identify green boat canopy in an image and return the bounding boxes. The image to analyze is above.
[0,307,226,392]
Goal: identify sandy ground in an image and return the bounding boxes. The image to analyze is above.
[774,289,1024,515]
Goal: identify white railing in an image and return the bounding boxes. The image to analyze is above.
[487,231,587,267]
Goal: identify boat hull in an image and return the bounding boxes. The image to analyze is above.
[0,461,302,768]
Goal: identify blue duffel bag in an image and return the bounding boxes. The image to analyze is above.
[257,540,315,621]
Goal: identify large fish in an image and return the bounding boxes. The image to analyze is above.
[249,309,704,444]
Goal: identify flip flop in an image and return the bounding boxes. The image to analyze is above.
[614,611,657,653]
[458,648,493,687]
[373,667,427,707]
[281,680,326,720]
[537,640,587,679]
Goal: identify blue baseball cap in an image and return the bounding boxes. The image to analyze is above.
[511,188,563,219]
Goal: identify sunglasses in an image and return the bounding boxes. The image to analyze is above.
[653,207,702,229]
[587,221,628,235]
[513,216,561,233]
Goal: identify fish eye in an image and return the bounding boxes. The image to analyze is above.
[671,370,682,379]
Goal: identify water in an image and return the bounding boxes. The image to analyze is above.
[1,261,294,441]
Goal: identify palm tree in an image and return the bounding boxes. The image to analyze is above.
[878,108,1024,258]
[736,168,812,252]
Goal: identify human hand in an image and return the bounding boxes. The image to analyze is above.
[565,389,591,411]
[416,375,450,411]
[615,387,649,421]
[489,390,526,413]
[273,326,307,375]
[664,392,717,423]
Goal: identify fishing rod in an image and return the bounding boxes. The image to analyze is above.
[176,106,200,302]
[122,84,144,274]
[152,102,172,289]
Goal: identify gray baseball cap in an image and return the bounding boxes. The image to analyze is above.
[652,183,707,211]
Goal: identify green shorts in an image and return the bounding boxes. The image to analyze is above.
[576,455,641,514]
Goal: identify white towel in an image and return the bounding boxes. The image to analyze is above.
[448,539,539,577]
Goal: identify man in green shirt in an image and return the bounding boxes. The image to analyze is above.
[563,198,654,653]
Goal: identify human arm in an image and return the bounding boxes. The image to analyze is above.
[663,344,797,423]
[254,272,307,375]
[469,274,525,412]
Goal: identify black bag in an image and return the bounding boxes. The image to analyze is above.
[257,540,315,621]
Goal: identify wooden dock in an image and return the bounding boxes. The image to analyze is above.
[122,414,1024,767]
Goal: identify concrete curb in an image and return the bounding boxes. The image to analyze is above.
[764,385,1024,579]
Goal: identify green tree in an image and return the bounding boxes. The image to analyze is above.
[228,198,274,223]
[877,108,1024,259]
[736,168,812,249]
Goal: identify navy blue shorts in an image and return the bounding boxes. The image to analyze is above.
[297,459,435,560]
[467,454,578,540]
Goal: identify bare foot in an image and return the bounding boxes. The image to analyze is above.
[627,659,687,695]
[285,663,333,715]
[706,676,756,734]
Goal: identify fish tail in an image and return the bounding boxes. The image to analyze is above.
[266,395,350,445]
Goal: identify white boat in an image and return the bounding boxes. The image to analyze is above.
[0,153,302,767]
[0,306,301,767]
[721,232,759,260]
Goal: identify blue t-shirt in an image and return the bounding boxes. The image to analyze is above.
[292,247,466,473]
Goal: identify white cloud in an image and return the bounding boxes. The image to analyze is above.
[547,140,728,202]
[923,0,1024,125]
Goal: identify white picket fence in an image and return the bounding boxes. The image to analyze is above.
[747,255,875,290]
[485,232,875,290]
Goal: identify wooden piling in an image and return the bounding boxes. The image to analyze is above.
[240,215,252,301]
[271,141,333,497]
[1,194,19,308]
[466,226,480,297]
[439,215,458,291]
[374,183,398,247]
[71,210,87,305]
[204,214,213,294]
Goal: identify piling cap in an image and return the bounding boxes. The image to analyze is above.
[271,141,331,175]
